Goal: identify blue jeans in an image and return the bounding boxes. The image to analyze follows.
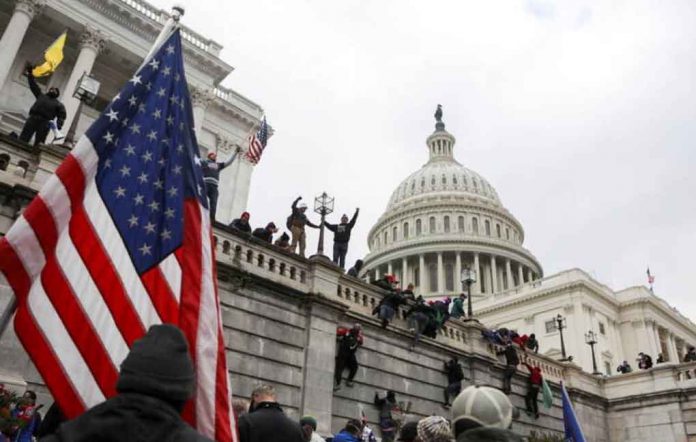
[379,305,396,321]
[333,241,348,268]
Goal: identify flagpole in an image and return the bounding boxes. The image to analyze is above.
[0,5,186,341]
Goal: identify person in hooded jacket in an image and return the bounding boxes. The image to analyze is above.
[332,419,363,442]
[443,357,464,408]
[19,63,66,146]
[334,324,364,390]
[238,384,304,442]
[40,324,212,442]
[274,232,291,251]
[497,343,519,395]
[450,294,466,319]
[347,260,363,278]
[404,297,434,350]
[324,208,359,269]
[252,222,277,243]
[202,148,241,222]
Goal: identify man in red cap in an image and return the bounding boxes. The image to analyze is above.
[230,211,252,234]
[201,147,241,222]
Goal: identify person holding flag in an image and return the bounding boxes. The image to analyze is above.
[19,61,66,145]
[0,15,236,442]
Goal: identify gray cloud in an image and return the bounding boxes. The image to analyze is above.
[149,0,696,320]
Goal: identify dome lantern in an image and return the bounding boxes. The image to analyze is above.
[428,105,457,163]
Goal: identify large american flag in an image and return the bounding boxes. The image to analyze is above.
[244,117,268,164]
[0,30,235,441]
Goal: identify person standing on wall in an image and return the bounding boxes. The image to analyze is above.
[287,196,320,257]
[325,208,359,269]
[202,146,241,222]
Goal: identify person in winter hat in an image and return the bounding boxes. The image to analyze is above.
[347,259,364,278]
[230,211,252,234]
[300,415,326,442]
[451,385,523,442]
[238,384,305,442]
[416,416,453,442]
[288,196,320,257]
[19,62,66,146]
[41,324,212,441]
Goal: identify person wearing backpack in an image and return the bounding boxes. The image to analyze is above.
[287,196,320,257]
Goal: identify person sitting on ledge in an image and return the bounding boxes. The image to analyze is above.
[230,211,252,234]
[252,222,278,243]
[616,360,632,374]
[638,352,653,370]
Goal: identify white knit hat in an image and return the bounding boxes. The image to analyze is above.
[416,416,453,442]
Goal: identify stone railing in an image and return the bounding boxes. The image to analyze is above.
[213,86,265,119]
[601,362,696,400]
[115,0,223,55]
[212,225,310,293]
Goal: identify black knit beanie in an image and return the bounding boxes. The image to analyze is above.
[116,324,195,403]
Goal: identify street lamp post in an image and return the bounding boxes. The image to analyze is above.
[313,192,334,257]
[64,72,101,146]
[461,265,477,320]
[585,330,601,375]
[555,314,568,361]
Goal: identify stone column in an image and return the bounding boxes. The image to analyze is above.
[437,252,444,293]
[418,254,425,292]
[0,0,44,91]
[667,334,679,363]
[60,25,106,135]
[401,258,408,288]
[490,256,498,293]
[517,263,524,287]
[387,261,393,276]
[190,86,214,137]
[505,259,513,290]
[527,268,533,282]
[374,268,380,281]
[454,252,462,294]
[473,253,481,295]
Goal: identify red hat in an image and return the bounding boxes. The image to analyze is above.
[207,151,216,159]
[241,211,250,219]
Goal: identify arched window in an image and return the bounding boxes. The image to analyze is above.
[442,175,447,186]
[445,264,454,291]
[416,219,422,235]
[453,175,458,187]
[472,217,479,234]
[384,231,388,244]
[496,224,501,238]
[458,216,465,232]
[375,237,380,248]
[444,216,450,233]
[506,228,510,240]
[429,263,438,292]
[0,153,9,171]
[429,216,436,233]
[421,178,425,188]
[392,226,398,241]
[485,220,491,236]
[463,175,468,189]
[431,176,436,187]
[411,181,415,192]
[403,222,409,239]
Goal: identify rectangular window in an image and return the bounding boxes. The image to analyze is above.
[444,216,450,233]
[429,217,436,233]
[545,320,556,333]
[403,222,409,239]
[599,322,606,335]
[458,216,465,232]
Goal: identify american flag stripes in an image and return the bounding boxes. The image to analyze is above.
[244,117,268,164]
[647,267,655,286]
[0,30,235,441]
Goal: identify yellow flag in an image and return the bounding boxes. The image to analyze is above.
[32,31,67,77]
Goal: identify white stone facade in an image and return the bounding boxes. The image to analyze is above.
[0,0,264,224]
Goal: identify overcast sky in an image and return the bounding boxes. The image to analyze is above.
[150,0,696,320]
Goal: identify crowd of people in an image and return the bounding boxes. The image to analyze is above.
[225,196,360,268]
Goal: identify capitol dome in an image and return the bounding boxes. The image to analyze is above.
[363,108,543,298]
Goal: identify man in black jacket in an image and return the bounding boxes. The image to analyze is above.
[202,148,241,222]
[230,211,252,234]
[19,63,66,146]
[444,357,464,408]
[41,324,212,441]
[288,196,320,257]
[497,343,519,395]
[252,222,277,243]
[238,384,304,442]
[325,208,359,269]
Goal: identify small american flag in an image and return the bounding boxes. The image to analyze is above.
[0,30,235,441]
[245,117,268,164]
[647,267,655,285]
